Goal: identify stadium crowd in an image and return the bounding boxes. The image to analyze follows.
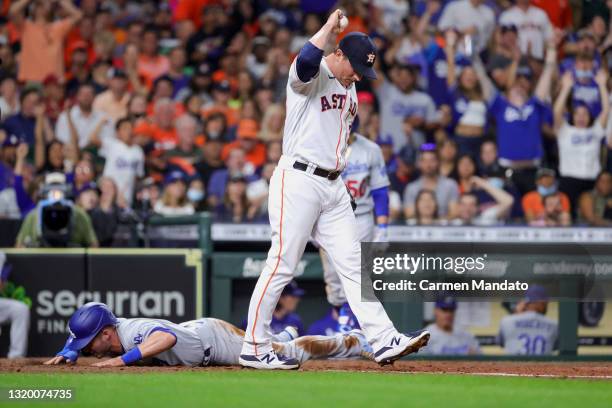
[0,0,611,247]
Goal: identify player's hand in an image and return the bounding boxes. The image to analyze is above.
[326,9,345,34]
[92,357,125,368]
[43,355,76,365]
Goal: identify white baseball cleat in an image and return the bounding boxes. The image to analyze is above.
[373,329,430,366]
[239,350,300,370]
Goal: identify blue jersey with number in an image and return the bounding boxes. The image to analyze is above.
[498,311,558,355]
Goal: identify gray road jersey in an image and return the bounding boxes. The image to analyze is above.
[498,311,558,355]
[419,323,481,356]
[342,134,390,216]
[116,318,211,367]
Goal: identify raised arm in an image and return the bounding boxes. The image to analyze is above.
[34,104,47,171]
[534,43,557,102]
[553,71,574,132]
[594,69,610,129]
[58,0,83,25]
[471,176,514,217]
[9,0,30,19]
[444,30,458,88]
[295,9,344,83]
[415,1,441,45]
[472,54,496,102]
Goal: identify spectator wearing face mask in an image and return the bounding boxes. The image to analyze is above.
[186,177,206,212]
[522,168,570,224]
[554,70,610,216]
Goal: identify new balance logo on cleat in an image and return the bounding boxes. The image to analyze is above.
[373,330,430,366]
[239,352,300,370]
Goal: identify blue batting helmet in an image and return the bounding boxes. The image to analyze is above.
[67,302,118,351]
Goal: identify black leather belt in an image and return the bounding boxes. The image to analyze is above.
[293,161,341,180]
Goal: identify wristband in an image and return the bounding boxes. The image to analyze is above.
[120,347,142,365]
[377,224,388,229]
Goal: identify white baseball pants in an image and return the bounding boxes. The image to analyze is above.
[0,298,30,358]
[321,213,374,307]
[242,155,398,356]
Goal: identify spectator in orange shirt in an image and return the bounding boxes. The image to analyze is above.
[522,168,571,223]
[138,27,170,89]
[134,98,177,151]
[10,0,83,83]
[221,119,266,169]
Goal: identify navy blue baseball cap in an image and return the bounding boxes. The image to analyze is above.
[339,32,378,80]
[525,285,548,302]
[282,280,305,297]
[164,170,187,185]
[435,295,457,311]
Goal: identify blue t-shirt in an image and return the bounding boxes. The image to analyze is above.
[489,94,549,161]
[0,162,14,191]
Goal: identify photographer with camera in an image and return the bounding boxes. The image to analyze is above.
[15,172,98,248]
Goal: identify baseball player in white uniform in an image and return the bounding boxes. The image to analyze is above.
[44,303,371,367]
[0,252,30,358]
[240,10,429,370]
[498,286,558,355]
[320,121,391,322]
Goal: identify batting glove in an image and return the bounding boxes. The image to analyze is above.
[57,338,79,363]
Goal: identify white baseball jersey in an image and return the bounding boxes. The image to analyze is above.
[342,133,390,216]
[101,137,144,206]
[419,323,480,356]
[283,58,358,171]
[499,6,553,60]
[498,311,558,355]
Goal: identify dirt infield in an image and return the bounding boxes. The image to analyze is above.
[1,358,611,379]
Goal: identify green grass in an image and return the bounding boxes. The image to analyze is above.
[0,371,610,408]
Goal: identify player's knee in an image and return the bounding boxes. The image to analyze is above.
[12,302,30,321]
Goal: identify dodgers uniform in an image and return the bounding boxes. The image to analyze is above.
[320,133,389,307]
[419,323,481,356]
[114,317,364,366]
[242,33,403,358]
[498,311,558,355]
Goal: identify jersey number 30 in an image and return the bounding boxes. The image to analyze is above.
[518,334,546,355]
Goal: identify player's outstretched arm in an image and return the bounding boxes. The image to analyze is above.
[92,330,177,368]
